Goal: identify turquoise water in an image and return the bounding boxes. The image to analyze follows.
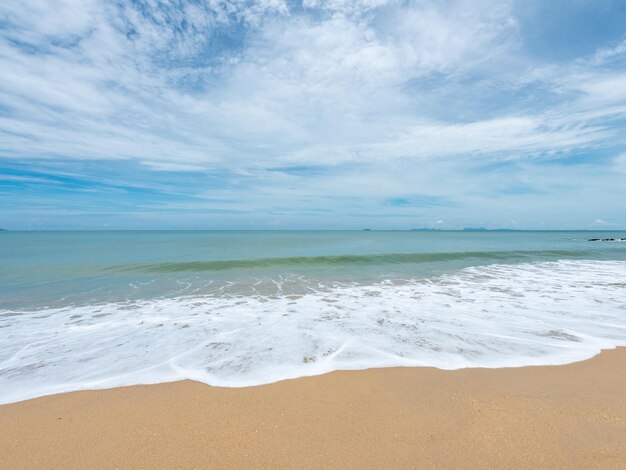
[2,230,625,309]
[1,230,625,403]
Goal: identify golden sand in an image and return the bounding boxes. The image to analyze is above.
[1,348,625,469]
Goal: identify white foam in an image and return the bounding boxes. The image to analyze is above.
[1,260,625,404]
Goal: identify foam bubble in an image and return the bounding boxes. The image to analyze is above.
[1,260,625,404]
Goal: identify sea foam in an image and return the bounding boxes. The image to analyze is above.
[1,259,625,404]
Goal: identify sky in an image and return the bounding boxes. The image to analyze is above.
[0,0,625,230]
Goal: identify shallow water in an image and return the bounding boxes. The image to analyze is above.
[1,230,625,403]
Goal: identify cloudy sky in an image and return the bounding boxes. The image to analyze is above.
[0,0,625,229]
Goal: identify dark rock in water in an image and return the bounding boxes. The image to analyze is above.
[588,238,600,241]
[602,238,615,241]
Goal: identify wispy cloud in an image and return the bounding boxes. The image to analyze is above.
[0,0,625,229]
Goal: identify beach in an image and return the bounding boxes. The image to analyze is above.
[1,348,625,469]
[3,0,626,466]
[1,231,625,468]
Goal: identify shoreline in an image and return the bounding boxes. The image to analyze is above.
[2,349,625,469]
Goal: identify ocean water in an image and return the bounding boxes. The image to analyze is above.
[1,230,625,404]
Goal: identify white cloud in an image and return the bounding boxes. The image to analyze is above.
[0,0,521,170]
[1,0,621,174]
[0,1,625,228]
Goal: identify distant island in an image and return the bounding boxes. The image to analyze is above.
[464,228,525,232]
[409,227,521,232]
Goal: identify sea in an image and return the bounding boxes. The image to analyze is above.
[1,230,625,404]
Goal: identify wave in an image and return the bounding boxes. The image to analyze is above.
[109,249,605,272]
[1,259,625,404]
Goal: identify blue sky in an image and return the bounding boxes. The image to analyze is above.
[0,0,625,230]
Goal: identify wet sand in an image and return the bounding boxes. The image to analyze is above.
[1,348,625,469]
